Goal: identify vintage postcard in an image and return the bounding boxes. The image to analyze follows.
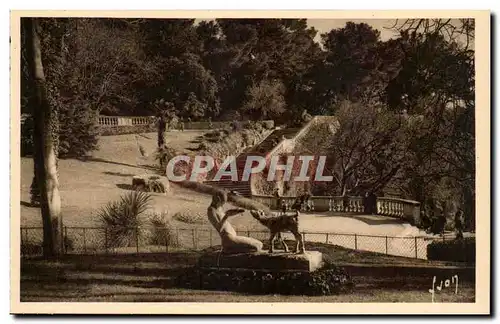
[10,10,490,315]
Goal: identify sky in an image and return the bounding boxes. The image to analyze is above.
[194,19,400,43]
[307,19,399,42]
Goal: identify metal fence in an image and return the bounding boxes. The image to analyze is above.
[20,226,451,260]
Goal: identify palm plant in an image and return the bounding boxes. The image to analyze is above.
[97,191,152,248]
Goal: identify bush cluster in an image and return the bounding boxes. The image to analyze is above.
[426,237,475,263]
[172,211,206,225]
[21,109,100,158]
[21,115,34,156]
[176,261,354,296]
[148,212,179,247]
[99,124,156,136]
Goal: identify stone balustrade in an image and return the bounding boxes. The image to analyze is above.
[97,116,155,127]
[96,116,274,130]
[251,194,421,224]
[376,197,421,225]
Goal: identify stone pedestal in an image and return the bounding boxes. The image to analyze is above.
[198,250,323,272]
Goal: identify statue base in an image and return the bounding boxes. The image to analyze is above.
[198,250,324,272]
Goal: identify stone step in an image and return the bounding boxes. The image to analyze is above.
[198,250,323,272]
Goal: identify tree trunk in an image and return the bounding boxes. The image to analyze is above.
[25,18,62,257]
[340,176,348,196]
[463,182,475,231]
[157,116,166,148]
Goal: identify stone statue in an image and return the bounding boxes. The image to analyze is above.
[207,191,263,253]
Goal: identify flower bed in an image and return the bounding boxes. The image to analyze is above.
[176,261,354,296]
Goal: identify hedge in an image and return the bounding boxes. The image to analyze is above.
[426,237,475,263]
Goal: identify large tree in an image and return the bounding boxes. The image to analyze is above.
[308,22,403,115]
[138,19,219,120]
[325,101,409,196]
[215,19,321,123]
[386,22,475,229]
[23,18,63,257]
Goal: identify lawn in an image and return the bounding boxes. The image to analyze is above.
[20,130,214,227]
[20,244,475,303]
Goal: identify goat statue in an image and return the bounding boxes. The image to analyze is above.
[249,209,305,254]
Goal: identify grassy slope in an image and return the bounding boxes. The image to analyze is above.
[21,131,212,227]
[20,130,271,230]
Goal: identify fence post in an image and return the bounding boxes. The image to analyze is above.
[176,228,180,247]
[60,225,64,255]
[165,227,169,253]
[325,233,329,244]
[64,226,68,255]
[104,227,108,254]
[414,237,418,259]
[24,228,29,244]
[209,229,213,247]
[354,234,358,250]
[136,227,139,254]
[385,236,388,255]
[247,229,250,238]
[83,228,87,253]
[192,228,197,249]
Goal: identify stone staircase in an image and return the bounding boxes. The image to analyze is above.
[249,128,300,154]
[204,128,301,197]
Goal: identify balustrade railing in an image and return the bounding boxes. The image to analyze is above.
[97,116,119,126]
[251,194,420,224]
[97,116,155,127]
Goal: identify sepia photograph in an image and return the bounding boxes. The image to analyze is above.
[9,10,490,315]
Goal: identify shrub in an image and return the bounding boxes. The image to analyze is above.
[155,146,178,171]
[262,120,275,129]
[176,261,353,295]
[58,104,100,158]
[198,141,209,151]
[97,191,152,248]
[21,114,34,156]
[21,242,43,256]
[172,211,206,225]
[148,212,178,247]
[146,179,167,193]
[133,175,168,194]
[427,237,475,263]
[21,106,100,158]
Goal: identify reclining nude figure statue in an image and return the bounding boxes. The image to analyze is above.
[207,191,264,253]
